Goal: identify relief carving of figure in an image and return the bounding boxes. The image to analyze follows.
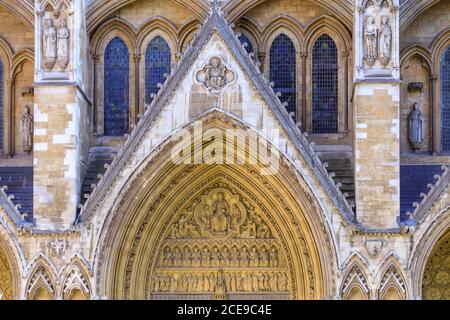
[379,16,392,66]
[364,16,377,67]
[196,57,235,95]
[408,102,425,152]
[57,19,70,70]
[210,192,231,233]
[21,106,33,154]
[43,18,57,71]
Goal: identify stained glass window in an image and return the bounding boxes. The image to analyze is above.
[0,58,3,151]
[238,33,254,56]
[145,36,171,105]
[312,34,338,133]
[270,34,296,121]
[441,46,450,151]
[104,37,129,136]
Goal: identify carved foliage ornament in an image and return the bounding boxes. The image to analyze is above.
[196,57,235,95]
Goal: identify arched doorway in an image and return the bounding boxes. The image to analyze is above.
[92,115,338,300]
[422,228,450,300]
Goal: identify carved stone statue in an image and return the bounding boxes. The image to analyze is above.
[21,106,33,154]
[57,18,70,70]
[43,18,57,71]
[364,16,377,67]
[379,16,392,67]
[408,102,425,152]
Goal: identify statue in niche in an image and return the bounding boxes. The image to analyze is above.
[408,102,425,152]
[57,18,70,70]
[21,106,33,154]
[43,18,57,71]
[210,192,231,233]
[379,16,392,66]
[364,16,378,67]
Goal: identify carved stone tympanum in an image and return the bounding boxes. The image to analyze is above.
[196,56,235,95]
[151,183,290,298]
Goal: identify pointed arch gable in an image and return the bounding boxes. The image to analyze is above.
[26,255,58,300]
[376,253,407,300]
[89,110,339,300]
[61,256,92,300]
[341,254,371,300]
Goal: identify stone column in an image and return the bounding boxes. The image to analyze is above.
[353,0,400,229]
[33,0,89,229]
[300,51,308,132]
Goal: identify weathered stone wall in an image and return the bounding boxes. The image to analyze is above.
[33,85,81,229]
[0,6,34,52]
[244,0,332,27]
[117,0,194,29]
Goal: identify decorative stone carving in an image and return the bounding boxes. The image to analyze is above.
[48,239,67,257]
[151,184,289,296]
[379,16,392,66]
[196,57,235,95]
[43,18,57,71]
[364,16,378,67]
[366,240,384,258]
[57,18,70,70]
[408,82,424,92]
[20,106,33,154]
[408,102,424,152]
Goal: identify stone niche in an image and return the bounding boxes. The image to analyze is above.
[355,0,400,80]
[36,0,73,82]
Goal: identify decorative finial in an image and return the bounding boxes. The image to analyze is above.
[209,0,223,12]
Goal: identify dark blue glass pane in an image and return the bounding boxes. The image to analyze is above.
[104,37,129,136]
[145,36,171,105]
[238,34,254,56]
[0,59,3,151]
[312,34,338,133]
[442,46,450,151]
[270,34,296,122]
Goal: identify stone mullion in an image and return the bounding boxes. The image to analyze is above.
[133,53,141,125]
[92,54,100,135]
[6,78,15,158]
[300,51,308,132]
[430,74,439,154]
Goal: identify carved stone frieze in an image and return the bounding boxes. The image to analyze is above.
[150,182,289,296]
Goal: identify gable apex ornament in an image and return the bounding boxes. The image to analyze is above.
[196,56,235,96]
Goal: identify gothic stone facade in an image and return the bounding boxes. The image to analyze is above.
[0,0,449,300]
